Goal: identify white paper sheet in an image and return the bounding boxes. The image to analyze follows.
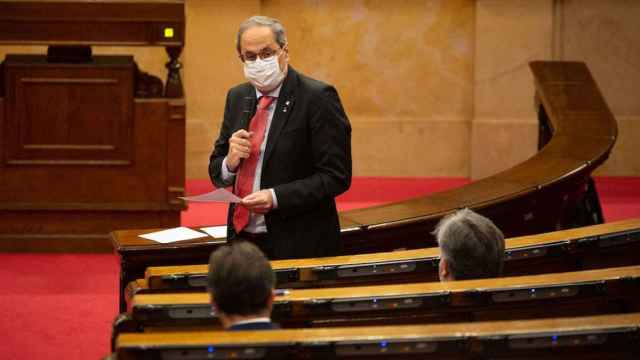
[139,227,208,243]
[200,225,228,239]
[179,188,241,203]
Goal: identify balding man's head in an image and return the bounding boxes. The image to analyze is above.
[433,209,505,281]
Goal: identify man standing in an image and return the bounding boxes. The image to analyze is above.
[209,16,352,259]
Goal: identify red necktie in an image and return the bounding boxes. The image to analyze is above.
[233,96,276,233]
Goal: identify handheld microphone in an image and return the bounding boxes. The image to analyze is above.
[241,96,256,130]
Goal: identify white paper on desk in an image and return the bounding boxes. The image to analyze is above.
[139,227,208,243]
[179,188,241,203]
[200,225,228,239]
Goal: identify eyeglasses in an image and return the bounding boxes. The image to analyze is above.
[240,47,282,63]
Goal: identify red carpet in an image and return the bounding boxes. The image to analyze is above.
[0,254,119,359]
[1,176,639,359]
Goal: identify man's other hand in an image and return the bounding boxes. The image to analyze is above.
[227,129,252,171]
[241,190,273,214]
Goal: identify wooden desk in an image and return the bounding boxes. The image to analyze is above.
[114,312,640,359]
[138,218,640,293]
[115,265,640,337]
[112,215,361,311]
[118,218,640,311]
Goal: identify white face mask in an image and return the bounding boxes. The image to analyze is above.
[243,54,286,93]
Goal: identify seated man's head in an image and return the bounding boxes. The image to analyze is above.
[207,241,275,328]
[433,208,505,281]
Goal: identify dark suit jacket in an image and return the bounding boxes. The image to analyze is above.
[228,321,278,331]
[209,66,352,259]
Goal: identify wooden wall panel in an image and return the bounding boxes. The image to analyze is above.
[0,2,186,252]
[0,99,171,205]
[4,55,133,165]
[167,99,187,206]
[0,96,183,251]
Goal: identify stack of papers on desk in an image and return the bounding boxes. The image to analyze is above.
[139,227,208,243]
[139,226,229,243]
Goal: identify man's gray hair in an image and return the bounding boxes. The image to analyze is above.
[237,15,287,53]
[433,208,505,280]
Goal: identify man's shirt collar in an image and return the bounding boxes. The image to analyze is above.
[255,82,283,99]
[231,317,271,326]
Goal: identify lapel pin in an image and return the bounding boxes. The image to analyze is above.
[282,100,291,112]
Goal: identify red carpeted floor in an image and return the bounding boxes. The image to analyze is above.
[1,177,639,359]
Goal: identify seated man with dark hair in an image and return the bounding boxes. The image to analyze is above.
[207,241,277,330]
[433,208,505,281]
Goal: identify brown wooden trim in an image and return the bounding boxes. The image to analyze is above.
[0,233,113,252]
[0,202,183,211]
[115,312,640,351]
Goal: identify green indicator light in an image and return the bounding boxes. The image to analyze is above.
[164,27,175,38]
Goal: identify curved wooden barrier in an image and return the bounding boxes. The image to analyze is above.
[339,61,618,252]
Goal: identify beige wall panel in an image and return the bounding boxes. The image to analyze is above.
[471,120,538,180]
[186,122,220,179]
[560,0,640,176]
[561,0,640,116]
[184,0,260,179]
[472,0,553,179]
[0,46,47,59]
[263,0,475,177]
[474,0,552,119]
[352,119,469,177]
[594,117,640,176]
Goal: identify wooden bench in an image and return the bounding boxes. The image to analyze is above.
[113,265,640,343]
[128,218,640,300]
[114,312,640,359]
[111,61,618,312]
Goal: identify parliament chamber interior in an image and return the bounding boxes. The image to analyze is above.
[1,1,640,359]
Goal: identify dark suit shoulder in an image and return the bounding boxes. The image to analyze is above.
[292,69,348,126]
[291,70,344,117]
[227,81,254,98]
[295,71,335,95]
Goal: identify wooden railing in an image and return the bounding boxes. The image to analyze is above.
[338,61,618,252]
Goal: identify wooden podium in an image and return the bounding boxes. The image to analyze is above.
[0,1,186,251]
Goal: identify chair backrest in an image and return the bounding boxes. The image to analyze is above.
[114,313,640,360]
[118,265,640,335]
[140,218,640,293]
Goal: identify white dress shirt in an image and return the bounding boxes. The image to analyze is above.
[221,84,282,233]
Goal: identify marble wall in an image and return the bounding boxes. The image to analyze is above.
[1,0,638,179]
[264,0,475,177]
[558,0,640,176]
[471,0,552,179]
[472,0,640,178]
